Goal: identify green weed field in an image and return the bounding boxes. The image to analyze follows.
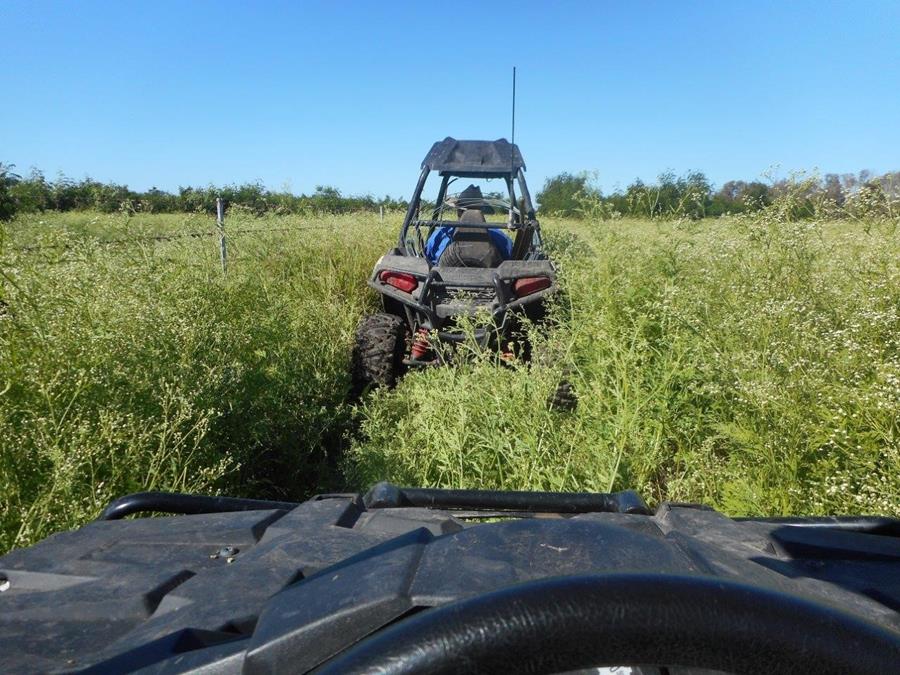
[1,206,898,551]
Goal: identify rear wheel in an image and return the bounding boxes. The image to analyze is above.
[351,313,407,396]
[548,378,577,412]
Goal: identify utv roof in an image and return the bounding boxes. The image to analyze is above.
[422,137,526,177]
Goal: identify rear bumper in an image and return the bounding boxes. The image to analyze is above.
[369,256,557,332]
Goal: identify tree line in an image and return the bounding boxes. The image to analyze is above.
[0,165,408,221]
[1,162,897,222]
[535,169,900,220]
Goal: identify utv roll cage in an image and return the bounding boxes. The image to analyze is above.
[352,137,556,390]
[398,137,543,263]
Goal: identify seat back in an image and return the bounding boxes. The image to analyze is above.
[438,209,502,267]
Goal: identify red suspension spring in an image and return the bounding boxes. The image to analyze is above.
[410,328,431,359]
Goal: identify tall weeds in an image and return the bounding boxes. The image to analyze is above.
[0,210,392,551]
[1,195,898,553]
[350,198,900,517]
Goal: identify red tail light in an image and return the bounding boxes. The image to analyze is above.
[379,270,418,293]
[513,276,551,297]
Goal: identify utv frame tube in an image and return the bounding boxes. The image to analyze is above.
[99,492,299,520]
[363,482,651,515]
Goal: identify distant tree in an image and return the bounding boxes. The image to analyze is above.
[740,182,771,210]
[7,168,50,213]
[877,171,900,199]
[718,180,748,202]
[0,163,21,221]
[823,173,844,205]
[140,187,178,213]
[623,171,711,219]
[677,170,712,219]
[710,180,772,215]
[89,181,133,213]
[840,173,858,194]
[537,172,599,216]
[307,185,342,212]
[625,178,654,217]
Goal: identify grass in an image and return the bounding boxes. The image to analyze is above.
[1,204,898,552]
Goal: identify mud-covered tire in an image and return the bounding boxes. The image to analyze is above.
[351,313,407,396]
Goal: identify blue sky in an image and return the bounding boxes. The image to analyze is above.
[2,1,898,198]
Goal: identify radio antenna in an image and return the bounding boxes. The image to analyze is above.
[510,66,516,178]
[509,66,517,223]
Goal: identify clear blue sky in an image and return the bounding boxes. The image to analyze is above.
[2,1,898,198]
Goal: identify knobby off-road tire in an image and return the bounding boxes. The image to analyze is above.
[351,313,407,397]
[548,378,578,412]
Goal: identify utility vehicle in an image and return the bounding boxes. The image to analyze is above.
[0,484,898,673]
[352,137,556,393]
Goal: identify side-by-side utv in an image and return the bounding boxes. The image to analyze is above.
[352,137,556,393]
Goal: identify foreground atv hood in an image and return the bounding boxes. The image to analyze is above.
[0,485,898,673]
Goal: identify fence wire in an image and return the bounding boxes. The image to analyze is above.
[6,222,340,253]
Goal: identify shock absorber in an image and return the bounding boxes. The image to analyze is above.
[410,327,431,360]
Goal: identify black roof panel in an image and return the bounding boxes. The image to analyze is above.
[422,137,525,177]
